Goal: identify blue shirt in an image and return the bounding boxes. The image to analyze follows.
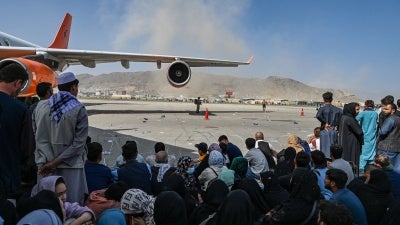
[331,188,368,225]
[84,161,114,193]
[379,116,395,137]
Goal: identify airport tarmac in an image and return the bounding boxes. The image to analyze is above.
[84,99,321,167]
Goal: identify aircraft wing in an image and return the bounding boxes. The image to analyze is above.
[0,46,253,69]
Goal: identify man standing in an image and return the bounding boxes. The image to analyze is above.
[316,92,342,158]
[30,82,53,135]
[34,72,88,204]
[194,97,201,113]
[356,100,378,172]
[0,62,35,200]
[377,103,400,172]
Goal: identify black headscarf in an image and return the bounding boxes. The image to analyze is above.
[289,168,320,203]
[342,102,359,118]
[368,169,392,193]
[260,171,289,208]
[352,169,394,225]
[162,174,196,219]
[275,147,296,176]
[214,190,254,225]
[189,180,229,225]
[203,179,229,208]
[154,191,187,225]
[234,178,270,216]
[17,190,64,222]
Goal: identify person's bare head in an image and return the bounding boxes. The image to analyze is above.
[0,62,29,97]
[155,151,168,164]
[382,103,396,116]
[364,100,374,109]
[374,154,390,168]
[322,92,333,103]
[255,131,264,141]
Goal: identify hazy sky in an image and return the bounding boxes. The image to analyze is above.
[1,0,399,101]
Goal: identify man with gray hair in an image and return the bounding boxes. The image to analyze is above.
[34,72,88,204]
[255,131,276,170]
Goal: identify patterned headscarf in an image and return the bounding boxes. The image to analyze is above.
[208,151,224,168]
[176,156,196,189]
[121,189,155,225]
[48,91,81,122]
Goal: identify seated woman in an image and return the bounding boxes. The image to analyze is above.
[189,180,229,225]
[287,134,304,153]
[121,188,156,225]
[31,176,95,225]
[17,190,64,225]
[198,151,226,191]
[265,168,320,225]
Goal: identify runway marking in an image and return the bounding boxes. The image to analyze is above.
[205,126,219,128]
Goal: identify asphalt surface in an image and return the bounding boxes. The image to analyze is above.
[84,99,321,167]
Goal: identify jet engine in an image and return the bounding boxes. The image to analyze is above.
[166,60,191,88]
[0,57,57,97]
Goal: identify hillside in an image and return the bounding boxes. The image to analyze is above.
[76,71,360,102]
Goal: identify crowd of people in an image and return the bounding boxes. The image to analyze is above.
[0,61,400,225]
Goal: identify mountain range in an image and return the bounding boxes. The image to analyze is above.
[76,71,361,103]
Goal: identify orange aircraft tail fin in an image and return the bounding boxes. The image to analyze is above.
[48,13,72,49]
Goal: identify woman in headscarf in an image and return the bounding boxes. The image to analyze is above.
[266,168,320,225]
[189,180,229,225]
[17,209,63,225]
[214,190,254,225]
[154,191,187,225]
[31,176,95,225]
[260,171,289,208]
[198,151,226,191]
[274,147,296,177]
[18,190,65,224]
[121,188,156,225]
[338,102,363,174]
[162,174,197,220]
[230,157,249,180]
[97,208,126,225]
[175,156,198,193]
[233,178,270,222]
[349,169,394,225]
[287,134,304,153]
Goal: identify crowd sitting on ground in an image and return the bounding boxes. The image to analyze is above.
[1,62,400,225]
[2,132,400,225]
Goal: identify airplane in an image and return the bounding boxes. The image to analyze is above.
[0,13,253,97]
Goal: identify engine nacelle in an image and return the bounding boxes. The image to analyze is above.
[167,60,191,88]
[0,58,57,97]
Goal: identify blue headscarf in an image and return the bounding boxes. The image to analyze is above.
[208,151,224,168]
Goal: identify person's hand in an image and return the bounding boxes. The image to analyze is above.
[38,163,56,176]
[38,158,62,176]
[69,212,93,225]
